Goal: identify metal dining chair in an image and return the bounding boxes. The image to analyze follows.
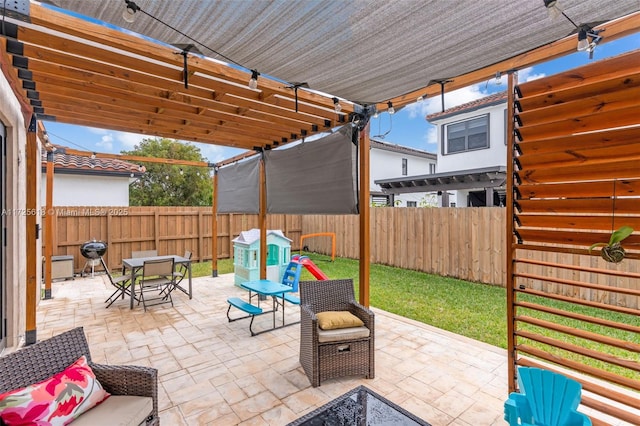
[100,258,133,308]
[138,258,176,311]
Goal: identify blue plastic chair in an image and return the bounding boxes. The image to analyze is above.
[279,256,305,305]
[504,367,592,426]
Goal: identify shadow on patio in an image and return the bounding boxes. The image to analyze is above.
[37,274,507,425]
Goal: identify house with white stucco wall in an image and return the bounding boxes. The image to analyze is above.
[40,147,144,207]
[369,138,437,207]
[377,92,508,207]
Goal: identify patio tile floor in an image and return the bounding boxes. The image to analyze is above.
[36,273,509,425]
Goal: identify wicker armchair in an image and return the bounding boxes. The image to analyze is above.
[299,279,375,387]
[0,327,158,425]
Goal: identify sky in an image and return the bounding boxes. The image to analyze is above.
[42,25,640,164]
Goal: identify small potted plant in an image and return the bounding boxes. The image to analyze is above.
[589,226,634,263]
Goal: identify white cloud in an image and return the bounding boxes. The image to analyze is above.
[405,84,490,120]
[96,134,113,151]
[115,131,145,149]
[518,67,546,82]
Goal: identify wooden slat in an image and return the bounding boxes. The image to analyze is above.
[515,271,640,297]
[517,70,640,113]
[516,317,640,355]
[516,105,640,141]
[516,179,640,200]
[517,288,640,317]
[515,197,638,214]
[516,50,640,98]
[516,344,640,391]
[515,301,640,334]
[517,138,640,170]
[515,258,640,279]
[581,396,640,426]
[516,158,640,185]
[516,214,640,231]
[515,228,640,247]
[517,84,640,128]
[515,126,640,156]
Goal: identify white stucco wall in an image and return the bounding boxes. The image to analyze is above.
[40,173,132,206]
[0,71,28,349]
[430,102,507,207]
[370,145,437,206]
[431,104,507,174]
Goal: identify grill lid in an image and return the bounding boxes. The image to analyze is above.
[80,240,107,259]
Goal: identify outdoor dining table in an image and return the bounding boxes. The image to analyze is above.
[122,254,192,309]
[240,279,299,334]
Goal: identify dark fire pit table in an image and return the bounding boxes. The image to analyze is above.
[287,385,431,426]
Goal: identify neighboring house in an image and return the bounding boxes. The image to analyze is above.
[370,138,437,207]
[40,147,144,207]
[377,91,508,207]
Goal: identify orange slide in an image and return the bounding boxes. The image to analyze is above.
[291,255,328,280]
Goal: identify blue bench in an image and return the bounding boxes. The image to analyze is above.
[281,293,300,305]
[226,297,263,336]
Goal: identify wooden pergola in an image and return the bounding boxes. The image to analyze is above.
[1,2,640,423]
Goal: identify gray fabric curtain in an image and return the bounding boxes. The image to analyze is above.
[216,157,260,213]
[265,126,358,214]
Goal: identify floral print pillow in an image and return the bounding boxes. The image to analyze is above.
[0,355,110,425]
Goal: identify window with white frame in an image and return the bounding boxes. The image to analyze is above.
[445,114,489,154]
[402,158,408,175]
[407,201,417,207]
[429,163,436,174]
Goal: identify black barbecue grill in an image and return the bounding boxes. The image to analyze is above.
[80,240,107,276]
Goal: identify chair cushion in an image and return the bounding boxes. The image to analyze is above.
[0,355,110,425]
[318,326,370,343]
[71,395,153,426]
[316,311,364,330]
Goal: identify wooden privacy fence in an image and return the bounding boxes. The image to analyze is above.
[46,205,640,306]
[302,207,506,286]
[43,206,302,272]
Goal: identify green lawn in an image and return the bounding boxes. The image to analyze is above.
[197,252,507,348]
[196,252,639,380]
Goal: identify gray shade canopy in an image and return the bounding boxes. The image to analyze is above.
[216,157,260,214]
[265,126,358,214]
[44,1,640,105]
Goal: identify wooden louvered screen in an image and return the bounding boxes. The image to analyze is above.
[507,50,640,425]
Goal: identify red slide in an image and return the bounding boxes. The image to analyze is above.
[291,255,329,280]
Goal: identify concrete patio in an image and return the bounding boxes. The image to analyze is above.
[36,273,508,425]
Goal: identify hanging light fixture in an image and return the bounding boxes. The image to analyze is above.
[387,101,395,115]
[542,0,604,59]
[332,97,342,113]
[249,69,260,89]
[122,0,140,23]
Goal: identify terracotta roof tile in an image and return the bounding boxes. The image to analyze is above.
[41,146,145,176]
[426,91,507,122]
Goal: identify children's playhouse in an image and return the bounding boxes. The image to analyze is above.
[232,229,292,286]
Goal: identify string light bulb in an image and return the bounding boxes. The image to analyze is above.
[495,71,502,85]
[416,95,424,103]
[179,168,184,175]
[249,69,260,89]
[122,0,140,23]
[542,0,562,20]
[90,152,96,159]
[332,97,342,113]
[387,101,395,115]
[577,28,589,51]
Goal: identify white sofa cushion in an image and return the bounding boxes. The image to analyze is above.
[72,395,152,426]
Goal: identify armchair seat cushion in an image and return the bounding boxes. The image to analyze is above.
[316,311,364,330]
[318,326,370,343]
[72,395,152,426]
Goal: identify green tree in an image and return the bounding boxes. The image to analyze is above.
[123,138,212,206]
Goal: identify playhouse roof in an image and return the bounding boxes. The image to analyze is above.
[232,229,292,245]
